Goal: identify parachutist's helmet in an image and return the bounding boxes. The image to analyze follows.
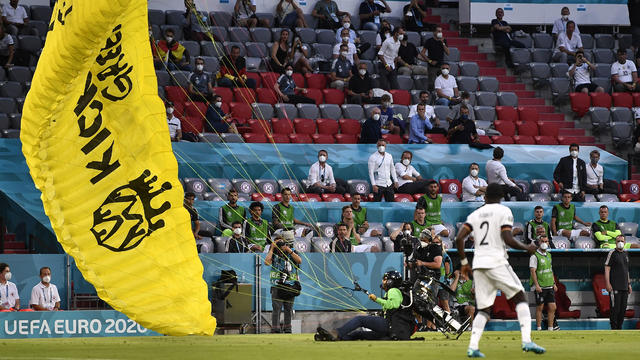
[382,270,403,290]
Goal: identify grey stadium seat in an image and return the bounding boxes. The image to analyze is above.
[315,222,334,238]
[311,237,331,253]
[594,34,615,49]
[276,103,298,119]
[420,31,434,43]
[17,35,42,55]
[278,179,302,194]
[246,42,268,58]
[148,9,165,26]
[596,194,618,202]
[410,90,422,104]
[476,91,497,107]
[30,5,53,22]
[611,122,633,148]
[550,77,569,102]
[9,114,21,129]
[207,178,233,196]
[580,34,594,49]
[448,62,460,77]
[406,31,421,47]
[591,108,611,132]
[529,63,551,87]
[456,76,478,93]
[1,129,19,138]
[593,49,615,64]
[478,77,499,92]
[296,28,316,44]
[497,92,518,107]
[550,63,569,77]
[442,194,459,202]
[319,104,341,120]
[297,103,319,119]
[532,33,553,49]
[444,47,460,62]
[392,105,409,122]
[0,114,8,130]
[348,179,371,195]
[201,41,225,57]
[315,29,336,45]
[184,177,208,195]
[531,49,552,63]
[202,57,219,74]
[509,48,531,67]
[170,71,191,88]
[515,34,533,48]
[610,107,633,123]
[361,237,383,251]
[293,238,311,253]
[550,193,562,202]
[397,75,413,90]
[311,43,332,60]
[232,178,256,195]
[474,106,495,122]
[214,237,229,253]
[514,179,530,195]
[618,222,639,236]
[385,222,403,234]
[574,237,597,249]
[199,133,222,143]
[0,98,16,114]
[165,10,186,26]
[223,42,246,57]
[250,28,271,43]
[245,57,263,72]
[254,179,279,195]
[363,104,378,118]
[182,40,200,57]
[434,105,450,121]
[228,26,251,43]
[584,194,597,202]
[459,62,479,77]
[530,179,554,194]
[552,237,571,249]
[252,103,274,120]
[156,71,171,87]
[528,193,550,202]
[0,82,23,98]
[159,25,183,41]
[413,75,429,90]
[594,63,611,78]
[591,77,611,93]
[197,238,214,253]
[341,104,365,120]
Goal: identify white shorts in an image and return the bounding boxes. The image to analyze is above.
[432,224,448,236]
[473,265,524,310]
[556,229,583,240]
[353,244,374,253]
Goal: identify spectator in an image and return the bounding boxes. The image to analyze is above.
[551,6,580,41]
[218,45,257,89]
[409,91,446,139]
[333,29,359,65]
[204,94,239,134]
[334,15,371,57]
[529,235,557,332]
[157,29,192,71]
[165,102,182,142]
[434,63,460,106]
[491,8,525,68]
[551,191,591,242]
[291,37,314,74]
[312,0,349,30]
[446,91,478,130]
[379,94,404,135]
[233,0,269,28]
[0,25,15,68]
[348,193,380,237]
[307,149,348,195]
[265,234,302,333]
[274,64,315,104]
[524,206,553,245]
[377,27,405,90]
[411,207,430,238]
[420,26,450,90]
[634,109,640,153]
[183,191,202,241]
[375,19,393,53]
[368,139,399,201]
[447,105,479,145]
[410,229,443,283]
[451,269,475,323]
[403,0,430,32]
[184,0,208,41]
[359,0,391,31]
[592,205,622,249]
[396,150,429,194]
[348,63,379,104]
[553,143,587,202]
[243,201,272,249]
[434,235,452,313]
[552,21,582,64]
[331,222,353,252]
[0,263,19,311]
[408,103,433,144]
[276,0,307,28]
[604,237,632,330]
[569,50,604,93]
[270,29,293,74]
[360,107,383,144]
[218,189,247,231]
[228,221,262,253]
[397,34,429,76]
[486,146,527,201]
[340,206,380,251]
[29,267,60,311]
[611,48,639,93]
[585,150,612,194]
[390,222,414,251]
[462,162,488,202]
[416,180,450,237]
[272,187,313,231]
[2,0,30,36]
[189,57,214,103]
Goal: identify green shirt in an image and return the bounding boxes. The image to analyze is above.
[219,203,246,229]
[530,251,554,288]
[525,219,551,244]
[375,288,403,313]
[553,203,575,230]
[592,219,621,248]
[411,220,429,238]
[352,206,367,229]
[273,202,295,230]
[244,218,271,247]
[455,279,474,305]
[420,194,443,226]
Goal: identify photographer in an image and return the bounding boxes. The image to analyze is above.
[315,271,416,341]
[265,234,302,333]
[569,50,604,94]
[390,222,415,253]
[408,229,443,282]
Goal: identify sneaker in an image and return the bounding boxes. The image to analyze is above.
[467,348,485,358]
[522,341,546,354]
[553,325,560,331]
[315,326,338,341]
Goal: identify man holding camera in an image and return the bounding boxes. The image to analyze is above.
[265,234,302,333]
[569,50,604,93]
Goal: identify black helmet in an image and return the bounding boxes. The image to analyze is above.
[382,270,403,289]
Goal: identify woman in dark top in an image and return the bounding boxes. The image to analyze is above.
[205,94,238,134]
[270,29,292,74]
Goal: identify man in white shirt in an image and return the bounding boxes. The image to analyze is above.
[368,139,398,201]
[333,28,359,65]
[551,7,580,41]
[0,263,19,311]
[307,149,347,195]
[0,26,15,68]
[334,15,371,57]
[434,63,459,106]
[166,102,182,142]
[2,0,29,36]
[485,147,526,201]
[585,150,605,195]
[462,163,488,202]
[30,267,60,311]
[377,27,404,90]
[395,150,429,194]
[569,50,604,93]
[552,21,582,64]
[611,49,639,93]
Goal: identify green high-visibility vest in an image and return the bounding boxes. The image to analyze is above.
[554,203,575,230]
[412,220,429,238]
[245,218,270,247]
[421,194,443,226]
[530,251,554,288]
[273,202,295,230]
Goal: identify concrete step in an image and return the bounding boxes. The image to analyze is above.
[460,52,486,60]
[447,38,469,46]
[476,60,497,67]
[513,90,535,98]
[479,67,506,76]
[496,75,516,83]
[539,113,565,121]
[499,83,526,91]
[3,241,26,249]
[559,128,586,136]
[518,98,546,105]
[576,136,596,143]
[528,105,556,113]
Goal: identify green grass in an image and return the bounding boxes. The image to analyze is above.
[0,331,638,359]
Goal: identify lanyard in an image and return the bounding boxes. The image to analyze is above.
[589,164,601,181]
[2,285,7,302]
[42,286,52,304]
[377,154,385,170]
[320,165,326,182]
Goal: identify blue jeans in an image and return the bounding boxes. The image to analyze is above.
[362,22,380,31]
[337,315,389,340]
[435,97,450,106]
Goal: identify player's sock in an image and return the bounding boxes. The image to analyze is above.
[548,327,553,331]
[515,302,532,343]
[537,326,542,331]
[468,311,489,350]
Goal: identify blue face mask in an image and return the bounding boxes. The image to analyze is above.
[461,115,469,121]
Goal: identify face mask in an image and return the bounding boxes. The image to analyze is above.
[286,70,293,77]
[233,228,242,235]
[470,169,478,177]
[4,272,11,281]
[540,242,549,251]
[196,64,204,71]
[215,101,222,108]
[436,32,443,39]
[377,145,385,153]
[359,69,367,76]
[441,69,449,76]
[461,114,469,120]
[318,155,327,162]
[403,230,411,236]
[420,241,429,248]
[165,36,174,43]
[402,159,410,166]
[343,22,350,29]
[616,241,625,250]
[398,34,404,41]
[342,36,349,43]
[166,107,174,115]
[340,51,348,57]
[149,30,153,37]
[570,150,578,158]
[373,114,380,121]
[591,157,598,164]
[42,275,51,283]
[562,15,569,21]
[463,99,470,105]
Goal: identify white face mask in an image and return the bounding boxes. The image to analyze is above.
[402,159,410,166]
[342,36,349,43]
[616,241,625,250]
[377,145,385,153]
[436,32,443,39]
[470,169,479,177]
[165,36,174,43]
[196,64,204,71]
[397,34,404,41]
[373,113,380,121]
[318,155,327,162]
[166,107,174,115]
[570,150,579,158]
[441,69,449,76]
[562,15,569,21]
[403,230,411,236]
[286,70,293,77]
[540,242,549,251]
[343,22,351,29]
[42,275,51,283]
[340,51,348,57]
[359,69,367,76]
[4,272,11,281]
[233,228,242,235]
[215,101,222,108]
[149,30,153,37]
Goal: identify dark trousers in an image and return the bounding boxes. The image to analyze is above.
[609,290,629,330]
[398,180,430,195]
[378,66,399,90]
[337,315,389,340]
[271,287,294,333]
[348,95,381,105]
[494,39,525,67]
[373,185,394,202]
[425,127,448,135]
[501,184,527,201]
[307,178,348,195]
[217,77,257,89]
[286,94,316,104]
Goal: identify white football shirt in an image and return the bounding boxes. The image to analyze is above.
[465,203,514,269]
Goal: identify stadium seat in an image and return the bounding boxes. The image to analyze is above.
[164,86,187,104]
[456,76,478,93]
[590,92,612,108]
[592,274,635,318]
[570,92,591,117]
[553,276,581,319]
[305,74,328,89]
[535,136,558,145]
[278,179,302,194]
[334,134,358,144]
[220,133,243,143]
[339,119,361,135]
[270,133,290,143]
[298,193,322,202]
[296,104,320,119]
[321,193,345,202]
[229,102,252,121]
[184,102,207,118]
[243,133,268,143]
[439,179,462,197]
[254,179,279,195]
[389,90,410,105]
[491,135,514,144]
[319,104,342,120]
[322,89,345,105]
[612,92,633,108]
[183,178,208,195]
[474,106,495,122]
[233,87,256,103]
[516,121,539,136]
[252,103,274,120]
[182,116,204,134]
[589,107,611,133]
[619,193,639,202]
[248,119,271,135]
[429,134,448,144]
[382,134,403,144]
[317,118,339,134]
[537,121,561,138]
[293,118,316,134]
[251,193,275,202]
[348,180,371,196]
[529,193,550,202]
[312,134,335,144]
[611,122,633,148]
[513,135,535,144]
[256,88,279,105]
[393,194,414,203]
[288,134,313,143]
[610,107,633,123]
[494,120,516,137]
[517,107,539,123]
[621,180,640,195]
[496,106,518,121]
[274,103,297,120]
[492,292,517,319]
[618,222,639,236]
[476,91,497,107]
[530,179,554,194]
[596,194,618,202]
[259,72,280,89]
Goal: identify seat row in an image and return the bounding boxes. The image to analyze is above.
[511,47,634,68]
[515,32,631,51]
[571,93,640,117]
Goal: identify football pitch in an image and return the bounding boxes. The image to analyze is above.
[0,331,638,360]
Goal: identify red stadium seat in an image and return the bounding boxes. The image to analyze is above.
[305,88,324,105]
[172,102,185,118]
[271,118,294,134]
[412,193,425,202]
[589,92,612,108]
[619,193,639,202]
[293,118,316,134]
[537,121,561,137]
[494,120,516,137]
[513,135,535,144]
[556,136,580,145]
[382,134,404,144]
[534,136,559,145]
[492,292,517,319]
[439,179,462,197]
[305,73,327,89]
[339,119,361,135]
[621,180,640,195]
[321,193,345,202]
[182,116,203,133]
[270,133,290,143]
[389,90,411,105]
[322,89,345,105]
[633,93,640,107]
[491,135,514,144]
[233,87,256,103]
[164,86,188,104]
[293,73,305,88]
[429,134,447,144]
[259,72,280,89]
[553,276,581,319]
[248,119,271,135]
[243,133,268,143]
[517,106,540,123]
[245,72,261,88]
[256,87,279,104]
[312,133,335,143]
[212,87,233,104]
[298,193,322,202]
[334,134,358,143]
[251,193,275,202]
[516,121,539,136]
[393,194,414,202]
[612,92,633,108]
[317,118,340,134]
[570,92,590,117]
[592,274,635,318]
[184,101,207,118]
[496,106,518,121]
[275,193,300,202]
[478,135,491,144]
[288,134,313,143]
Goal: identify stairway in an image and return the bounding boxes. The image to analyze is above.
[2,231,28,254]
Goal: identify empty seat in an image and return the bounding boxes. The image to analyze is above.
[221,133,244,143]
[312,133,335,143]
[592,77,612,93]
[0,82,23,98]
[207,178,233,194]
[592,49,615,64]
[510,48,531,67]
[396,75,413,91]
[184,177,208,195]
[570,92,591,117]
[296,103,319,119]
[478,76,499,92]
[30,5,53,22]
[335,133,357,143]
[497,92,518,107]
[459,61,479,77]
[243,132,269,143]
[232,178,256,195]
[494,120,516,137]
[311,43,332,60]
[610,107,633,123]
[271,118,294,135]
[278,179,302,194]
[341,104,365,120]
[535,136,558,145]
[516,121,539,136]
[245,42,268,58]
[612,93,633,108]
[529,193,551,202]
[550,63,570,78]
[252,103,274,120]
[322,89,345,105]
[209,26,228,42]
[0,97,16,114]
[249,27,271,43]
[316,118,339,134]
[590,92,612,108]
[550,77,570,104]
[580,34,594,49]
[496,106,518,121]
[474,106,495,122]
[443,47,460,62]
[529,63,551,87]
[611,122,633,148]
[456,76,478,92]
[439,179,462,197]
[293,118,316,134]
[621,180,640,195]
[596,194,619,202]
[589,107,611,132]
[275,103,297,119]
[619,222,639,236]
[476,91,497,106]
[532,33,553,49]
[531,48,552,63]
[389,90,410,105]
[347,180,371,195]
[594,34,615,49]
[254,179,279,195]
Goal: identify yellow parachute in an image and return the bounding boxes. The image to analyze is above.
[20,0,216,335]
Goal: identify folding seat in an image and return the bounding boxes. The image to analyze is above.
[556,136,580,145]
[298,193,322,202]
[550,77,570,104]
[322,89,345,105]
[391,105,409,122]
[319,104,342,120]
[334,134,358,143]
[155,70,172,88]
[221,133,244,143]
[339,119,361,135]
[621,180,640,195]
[456,76,478,93]
[592,77,612,93]
[17,36,42,57]
[251,193,276,202]
[184,102,207,117]
[315,29,336,44]
[580,34,594,49]
[293,118,316,134]
[292,73,305,88]
[252,103,274,120]
[311,43,332,60]
[478,76,499,92]
[312,134,335,144]
[274,103,297,119]
[596,194,618,202]
[303,88,323,105]
[182,116,204,133]
[0,98,16,114]
[389,90,410,106]
[270,133,290,143]
[439,179,462,197]
[496,92,518,107]
[259,72,280,89]
[491,135,514,144]
[256,88,278,105]
[590,107,611,133]
[245,42,268,58]
[249,28,271,43]
[248,119,271,135]
[528,193,550,202]
[594,63,611,78]
[496,106,518,121]
[394,194,414,203]
[429,134,448,144]
[1,129,19,138]
[0,114,9,130]
[431,106,448,122]
[412,75,429,91]
[296,103,319,119]
[593,49,615,64]
[529,63,551,87]
[341,104,365,120]
[230,102,252,120]
[589,92,611,108]
[443,47,460,62]
[209,27,228,42]
[535,136,558,145]
[182,41,201,57]
[271,118,294,134]
[242,132,268,143]
[316,118,339,134]
[254,179,279,195]
[382,134,403,144]
[447,62,460,77]
[513,135,535,144]
[199,133,222,143]
[611,122,633,148]
[475,91,497,107]
[474,106,495,122]
[619,194,639,202]
[537,121,561,137]
[532,33,553,49]
[531,48,552,63]
[405,31,421,47]
[570,92,591,117]
[610,107,633,123]
[348,180,371,196]
[305,73,327,90]
[529,179,553,194]
[550,62,570,78]
[612,93,633,108]
[494,120,516,137]
[287,133,311,143]
[396,75,413,91]
[183,178,208,195]
[634,93,640,106]
[296,28,316,44]
[509,48,531,68]
[233,87,256,103]
[459,61,479,77]
[594,34,615,49]
[516,121,539,136]
[277,179,302,194]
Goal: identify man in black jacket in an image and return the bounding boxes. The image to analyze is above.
[553,143,587,202]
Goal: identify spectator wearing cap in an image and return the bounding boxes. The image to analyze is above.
[553,20,582,64]
[166,102,182,142]
[218,45,257,89]
[189,57,214,103]
[395,151,429,195]
[552,6,580,41]
[611,48,639,93]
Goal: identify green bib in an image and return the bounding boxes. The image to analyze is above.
[421,194,442,226]
[222,204,246,225]
[274,202,295,230]
[246,218,270,247]
[528,219,550,237]
[455,279,474,305]
[554,203,575,230]
[412,220,429,238]
[352,206,367,227]
[530,251,554,288]
[594,219,620,247]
